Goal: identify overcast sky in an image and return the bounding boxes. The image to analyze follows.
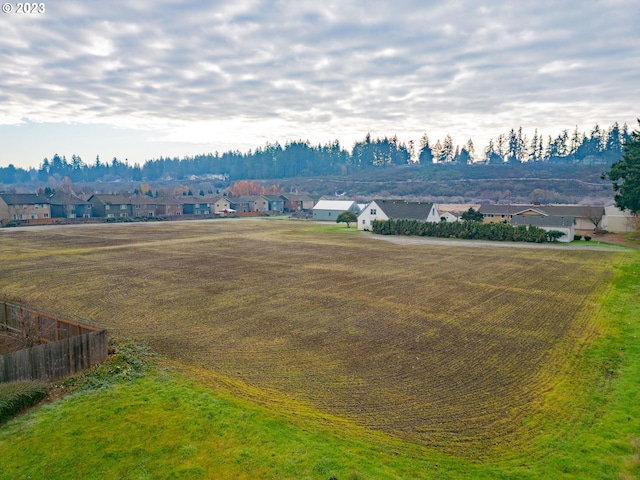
[1,0,638,169]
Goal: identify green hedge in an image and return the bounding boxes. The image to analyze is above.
[371,219,556,243]
[0,380,48,424]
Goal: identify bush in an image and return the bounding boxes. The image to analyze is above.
[0,380,48,424]
[574,234,582,241]
[584,235,592,241]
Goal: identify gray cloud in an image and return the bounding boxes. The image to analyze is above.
[0,0,638,167]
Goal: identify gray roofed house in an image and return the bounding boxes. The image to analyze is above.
[263,195,285,213]
[479,204,605,232]
[511,215,575,242]
[281,194,314,212]
[88,194,132,218]
[48,192,92,219]
[0,193,51,223]
[358,199,440,230]
[312,200,360,221]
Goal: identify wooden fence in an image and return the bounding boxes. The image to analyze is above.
[0,300,108,383]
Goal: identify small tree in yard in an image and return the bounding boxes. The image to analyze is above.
[336,210,358,228]
[584,206,605,233]
[461,207,484,222]
[546,230,564,242]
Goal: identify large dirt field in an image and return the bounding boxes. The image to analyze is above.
[0,219,624,452]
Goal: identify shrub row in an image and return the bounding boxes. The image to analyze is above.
[371,219,560,243]
[0,380,48,424]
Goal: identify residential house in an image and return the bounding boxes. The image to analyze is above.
[603,205,636,233]
[48,192,92,219]
[478,204,604,233]
[130,195,160,218]
[281,193,314,212]
[181,196,211,215]
[510,215,575,242]
[312,200,360,221]
[437,204,481,222]
[263,195,285,213]
[212,196,234,214]
[88,194,132,218]
[0,193,51,223]
[439,211,461,222]
[156,197,183,217]
[358,199,440,231]
[228,198,252,213]
[230,195,269,213]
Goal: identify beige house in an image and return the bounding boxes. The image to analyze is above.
[603,206,636,233]
[213,196,233,214]
[0,193,51,223]
[479,204,605,233]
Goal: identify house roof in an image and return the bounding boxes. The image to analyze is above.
[263,195,285,202]
[231,195,265,202]
[128,195,159,206]
[313,200,357,211]
[0,193,46,205]
[89,194,131,205]
[479,204,604,217]
[176,196,211,205]
[281,193,314,202]
[511,215,575,228]
[436,204,481,214]
[374,199,436,221]
[48,192,90,206]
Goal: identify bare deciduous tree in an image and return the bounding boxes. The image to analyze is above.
[584,206,605,233]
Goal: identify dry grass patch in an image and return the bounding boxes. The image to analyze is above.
[0,219,623,455]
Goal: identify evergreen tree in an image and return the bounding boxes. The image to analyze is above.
[433,139,444,163]
[605,120,640,214]
[418,133,433,164]
[464,139,476,163]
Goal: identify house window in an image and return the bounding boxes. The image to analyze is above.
[370,208,377,215]
[362,219,366,224]
[43,213,49,218]
[107,214,114,218]
[121,205,127,210]
[120,213,126,217]
[105,205,110,210]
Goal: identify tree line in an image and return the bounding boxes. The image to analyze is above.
[0,122,631,185]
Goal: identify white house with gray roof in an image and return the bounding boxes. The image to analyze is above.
[358,199,440,231]
[510,215,575,242]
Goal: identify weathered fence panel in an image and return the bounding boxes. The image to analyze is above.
[0,300,108,383]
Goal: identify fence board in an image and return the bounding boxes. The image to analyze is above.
[0,300,108,383]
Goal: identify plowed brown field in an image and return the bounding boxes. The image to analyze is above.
[0,219,621,453]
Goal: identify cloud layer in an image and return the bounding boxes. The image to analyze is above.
[1,0,638,167]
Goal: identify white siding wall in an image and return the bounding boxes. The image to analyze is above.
[358,201,389,230]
